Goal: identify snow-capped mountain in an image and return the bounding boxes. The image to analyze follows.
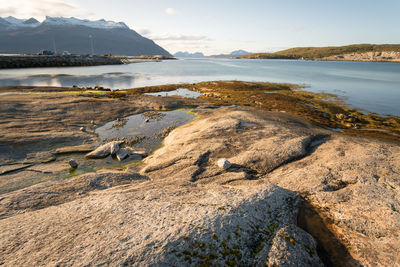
[0,16,127,30]
[42,16,129,30]
[0,16,40,28]
[0,16,171,56]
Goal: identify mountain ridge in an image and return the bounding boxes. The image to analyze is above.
[0,16,171,56]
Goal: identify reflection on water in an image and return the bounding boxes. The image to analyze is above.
[0,72,138,88]
[0,58,399,115]
[96,110,196,153]
[145,88,201,98]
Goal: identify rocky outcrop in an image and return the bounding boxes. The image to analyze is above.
[322,51,400,62]
[0,108,399,266]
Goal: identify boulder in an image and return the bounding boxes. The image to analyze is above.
[85,141,123,159]
[115,148,130,161]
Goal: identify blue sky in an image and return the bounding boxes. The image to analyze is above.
[1,0,399,55]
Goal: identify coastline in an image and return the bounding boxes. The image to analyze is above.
[0,54,125,69]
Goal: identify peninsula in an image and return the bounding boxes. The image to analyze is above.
[241,44,400,62]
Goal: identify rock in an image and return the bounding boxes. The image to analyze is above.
[266,226,323,266]
[110,142,120,156]
[85,141,123,159]
[54,144,95,155]
[217,158,231,170]
[115,148,130,161]
[335,113,346,120]
[322,112,330,118]
[91,120,95,125]
[1,108,399,266]
[68,159,78,169]
[25,151,56,164]
[79,126,86,132]
[145,119,150,123]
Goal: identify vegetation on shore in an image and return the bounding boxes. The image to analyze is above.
[242,44,400,59]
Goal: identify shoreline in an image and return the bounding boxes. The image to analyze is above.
[1,81,399,141]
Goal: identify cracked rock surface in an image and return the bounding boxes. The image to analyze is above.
[0,108,399,266]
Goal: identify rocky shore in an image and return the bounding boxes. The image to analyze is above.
[320,51,400,62]
[0,83,399,266]
[0,55,125,69]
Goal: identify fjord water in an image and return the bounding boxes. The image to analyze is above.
[0,58,399,115]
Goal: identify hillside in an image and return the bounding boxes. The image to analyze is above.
[0,16,171,56]
[242,44,400,61]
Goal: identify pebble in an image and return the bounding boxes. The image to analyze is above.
[217,158,231,170]
[69,159,78,169]
[79,127,86,132]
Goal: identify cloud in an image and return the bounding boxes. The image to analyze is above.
[165,7,178,16]
[150,33,212,41]
[0,0,93,20]
[137,28,152,35]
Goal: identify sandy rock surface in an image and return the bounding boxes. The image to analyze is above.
[0,108,399,266]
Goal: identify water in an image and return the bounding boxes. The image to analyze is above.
[145,88,201,98]
[96,110,196,152]
[0,58,399,115]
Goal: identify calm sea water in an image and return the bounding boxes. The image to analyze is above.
[0,58,399,115]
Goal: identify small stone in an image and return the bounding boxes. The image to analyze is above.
[91,120,95,125]
[145,119,150,123]
[321,112,330,118]
[69,159,78,169]
[335,113,346,120]
[217,158,231,170]
[79,127,86,132]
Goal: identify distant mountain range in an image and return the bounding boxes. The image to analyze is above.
[0,16,171,56]
[174,50,251,58]
[209,50,251,58]
[173,51,205,58]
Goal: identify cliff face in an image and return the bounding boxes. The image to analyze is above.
[322,51,400,62]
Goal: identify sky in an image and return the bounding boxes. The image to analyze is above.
[0,0,399,55]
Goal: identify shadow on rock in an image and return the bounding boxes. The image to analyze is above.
[298,199,361,267]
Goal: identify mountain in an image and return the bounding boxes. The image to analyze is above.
[229,50,250,56]
[173,51,204,57]
[209,49,252,58]
[0,16,171,56]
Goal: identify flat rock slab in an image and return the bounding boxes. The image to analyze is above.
[26,162,70,173]
[54,144,95,154]
[1,108,399,266]
[0,164,32,175]
[0,183,321,266]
